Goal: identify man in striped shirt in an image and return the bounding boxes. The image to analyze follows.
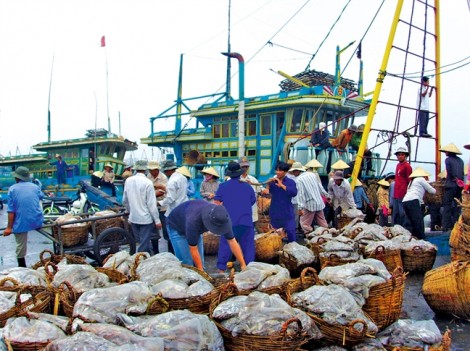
[289,162,330,233]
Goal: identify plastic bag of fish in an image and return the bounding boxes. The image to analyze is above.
[291,284,378,334]
[73,281,154,324]
[119,309,224,351]
[233,262,290,291]
[212,290,322,340]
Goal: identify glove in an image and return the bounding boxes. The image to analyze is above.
[381,205,389,216]
[367,203,374,212]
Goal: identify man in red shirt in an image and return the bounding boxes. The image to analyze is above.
[392,147,413,226]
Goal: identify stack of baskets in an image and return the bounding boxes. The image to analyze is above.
[256,194,271,233]
[451,192,470,261]
[422,261,470,320]
[254,229,284,263]
[53,214,89,247]
[31,249,88,270]
[202,231,220,255]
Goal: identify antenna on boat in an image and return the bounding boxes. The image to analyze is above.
[47,54,55,142]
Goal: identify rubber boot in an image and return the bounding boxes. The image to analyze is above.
[17,257,26,268]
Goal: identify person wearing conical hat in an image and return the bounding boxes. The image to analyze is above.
[200,167,221,203]
[402,167,436,239]
[352,179,373,216]
[290,161,329,232]
[440,143,464,231]
[393,147,413,227]
[176,166,195,198]
[305,159,324,187]
[376,179,391,226]
[238,156,264,224]
[102,163,116,197]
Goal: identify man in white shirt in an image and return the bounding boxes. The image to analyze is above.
[416,76,433,138]
[159,160,188,217]
[122,160,162,254]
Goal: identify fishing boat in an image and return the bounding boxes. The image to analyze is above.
[0,128,138,194]
[142,0,455,195]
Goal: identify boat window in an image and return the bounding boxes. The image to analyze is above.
[246,120,256,136]
[221,151,229,157]
[221,123,230,138]
[305,109,316,132]
[260,114,272,135]
[289,108,303,133]
[205,152,213,158]
[247,149,256,156]
[213,151,220,157]
[213,124,221,138]
[230,150,237,157]
[230,122,237,137]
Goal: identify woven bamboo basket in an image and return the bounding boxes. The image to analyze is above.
[4,338,50,351]
[57,281,82,318]
[364,245,403,273]
[31,249,88,270]
[255,229,283,263]
[305,236,328,270]
[422,261,470,319]
[52,217,89,248]
[424,180,445,206]
[460,191,470,225]
[362,267,406,331]
[255,214,271,233]
[146,264,217,315]
[203,231,220,255]
[401,246,437,273]
[337,215,353,229]
[287,267,320,294]
[257,195,271,215]
[279,250,316,278]
[209,283,310,351]
[384,329,451,351]
[0,277,22,292]
[319,253,359,269]
[449,218,470,261]
[92,210,124,237]
[0,289,51,328]
[307,314,374,347]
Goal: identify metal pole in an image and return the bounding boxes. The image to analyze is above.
[47,55,55,142]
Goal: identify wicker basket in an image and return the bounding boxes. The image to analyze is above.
[57,281,82,318]
[257,195,271,215]
[146,264,217,315]
[256,214,271,234]
[287,267,320,294]
[255,230,283,263]
[424,180,445,206]
[203,231,220,255]
[52,216,89,248]
[279,250,315,278]
[307,314,374,347]
[92,210,124,237]
[364,245,403,273]
[210,283,309,351]
[383,329,452,351]
[362,267,406,330]
[337,215,353,229]
[31,249,88,270]
[422,261,470,319]
[460,191,470,225]
[401,246,437,273]
[449,218,470,261]
[319,253,359,269]
[0,289,51,327]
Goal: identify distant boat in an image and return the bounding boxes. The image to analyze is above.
[0,128,137,193]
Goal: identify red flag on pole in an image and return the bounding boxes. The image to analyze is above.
[100,36,106,47]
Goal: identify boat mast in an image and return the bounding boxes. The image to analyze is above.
[434,0,442,176]
[225,0,232,101]
[47,55,55,142]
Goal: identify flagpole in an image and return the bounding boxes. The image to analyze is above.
[101,35,110,133]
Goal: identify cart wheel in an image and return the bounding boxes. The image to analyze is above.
[93,227,136,265]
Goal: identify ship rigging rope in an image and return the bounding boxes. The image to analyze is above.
[389,56,470,78]
[305,0,352,71]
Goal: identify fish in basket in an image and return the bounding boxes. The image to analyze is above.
[400,240,437,273]
[52,214,89,248]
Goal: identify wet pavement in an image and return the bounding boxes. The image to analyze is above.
[0,208,468,350]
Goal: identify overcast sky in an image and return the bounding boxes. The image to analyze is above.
[0,0,468,175]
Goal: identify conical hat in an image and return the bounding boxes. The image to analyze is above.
[377,179,390,187]
[201,166,220,178]
[409,167,430,178]
[439,143,462,155]
[176,166,192,178]
[331,159,350,170]
[355,179,363,187]
[305,159,323,168]
[289,162,306,172]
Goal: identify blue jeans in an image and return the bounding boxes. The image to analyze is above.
[131,223,155,254]
[167,224,204,267]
